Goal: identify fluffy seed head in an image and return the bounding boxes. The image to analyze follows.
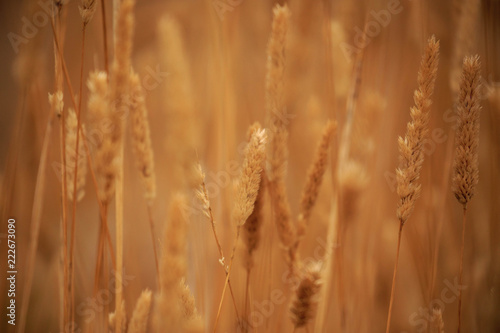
[79,0,96,25]
[290,262,322,328]
[396,36,440,224]
[452,55,482,208]
[129,72,156,203]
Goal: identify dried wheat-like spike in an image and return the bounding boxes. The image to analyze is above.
[154,194,188,331]
[178,280,199,321]
[430,308,445,333]
[49,90,64,117]
[79,0,97,25]
[330,20,350,99]
[87,71,116,204]
[158,16,198,190]
[128,289,152,333]
[339,159,368,222]
[129,72,156,203]
[155,194,200,330]
[452,55,482,208]
[110,0,135,147]
[266,4,296,251]
[65,108,87,202]
[242,123,267,270]
[396,35,440,224]
[194,163,226,268]
[290,262,322,328]
[233,128,267,227]
[194,164,212,221]
[296,120,336,240]
[109,300,127,332]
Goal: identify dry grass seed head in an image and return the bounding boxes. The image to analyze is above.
[87,71,116,203]
[129,71,156,203]
[242,122,267,270]
[297,120,336,239]
[396,35,440,224]
[128,289,152,333]
[290,262,322,328]
[233,128,267,227]
[452,55,482,208]
[79,0,97,25]
[65,108,87,202]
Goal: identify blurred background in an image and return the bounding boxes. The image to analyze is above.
[1,0,499,332]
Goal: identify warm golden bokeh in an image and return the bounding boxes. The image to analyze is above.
[1,0,499,332]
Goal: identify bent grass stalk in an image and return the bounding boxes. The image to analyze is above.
[195,164,241,330]
[386,35,439,333]
[213,129,267,332]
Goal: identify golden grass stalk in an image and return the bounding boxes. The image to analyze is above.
[242,123,266,271]
[386,35,440,333]
[396,35,440,225]
[195,163,228,270]
[158,15,198,190]
[154,194,200,331]
[129,72,156,203]
[266,3,296,267]
[111,0,136,330]
[289,262,322,330]
[79,0,97,26]
[45,15,119,332]
[232,128,268,228]
[241,172,265,272]
[241,122,267,324]
[100,0,109,74]
[129,71,160,282]
[339,160,368,223]
[87,71,115,326]
[65,108,87,202]
[296,120,336,245]
[128,289,152,333]
[452,56,481,209]
[430,308,445,333]
[87,71,115,203]
[214,127,267,331]
[19,89,65,333]
[70,0,96,319]
[110,0,135,147]
[453,55,482,333]
[109,300,127,332]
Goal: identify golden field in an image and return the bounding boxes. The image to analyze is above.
[0,0,499,332]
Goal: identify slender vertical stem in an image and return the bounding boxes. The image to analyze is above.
[457,207,467,333]
[213,227,241,333]
[386,222,404,333]
[244,268,250,328]
[69,22,87,328]
[115,149,124,333]
[147,204,160,285]
[200,179,240,324]
[100,0,109,74]
[93,203,108,330]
